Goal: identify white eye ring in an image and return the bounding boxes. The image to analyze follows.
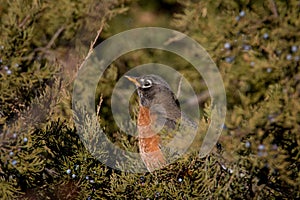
[142,79,152,88]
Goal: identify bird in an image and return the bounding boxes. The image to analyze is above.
[125,74,197,172]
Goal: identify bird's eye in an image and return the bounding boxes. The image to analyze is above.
[142,79,152,88]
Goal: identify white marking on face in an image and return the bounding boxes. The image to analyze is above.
[142,79,152,88]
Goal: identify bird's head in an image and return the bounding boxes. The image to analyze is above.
[125,74,179,108]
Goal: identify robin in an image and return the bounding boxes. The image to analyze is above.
[125,74,197,172]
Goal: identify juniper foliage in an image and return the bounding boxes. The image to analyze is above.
[0,0,299,199]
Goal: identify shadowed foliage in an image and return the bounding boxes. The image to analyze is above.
[0,0,299,199]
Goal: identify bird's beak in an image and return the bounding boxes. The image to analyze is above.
[124,75,141,87]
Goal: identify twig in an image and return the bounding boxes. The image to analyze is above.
[34,26,65,53]
[246,15,276,32]
[186,90,210,106]
[176,76,184,98]
[64,23,105,89]
[164,32,186,46]
[269,0,279,18]
[79,23,104,70]
[96,94,103,117]
[18,15,31,28]
[46,26,65,49]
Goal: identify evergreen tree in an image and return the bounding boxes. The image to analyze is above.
[0,0,299,199]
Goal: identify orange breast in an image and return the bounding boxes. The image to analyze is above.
[137,106,166,171]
